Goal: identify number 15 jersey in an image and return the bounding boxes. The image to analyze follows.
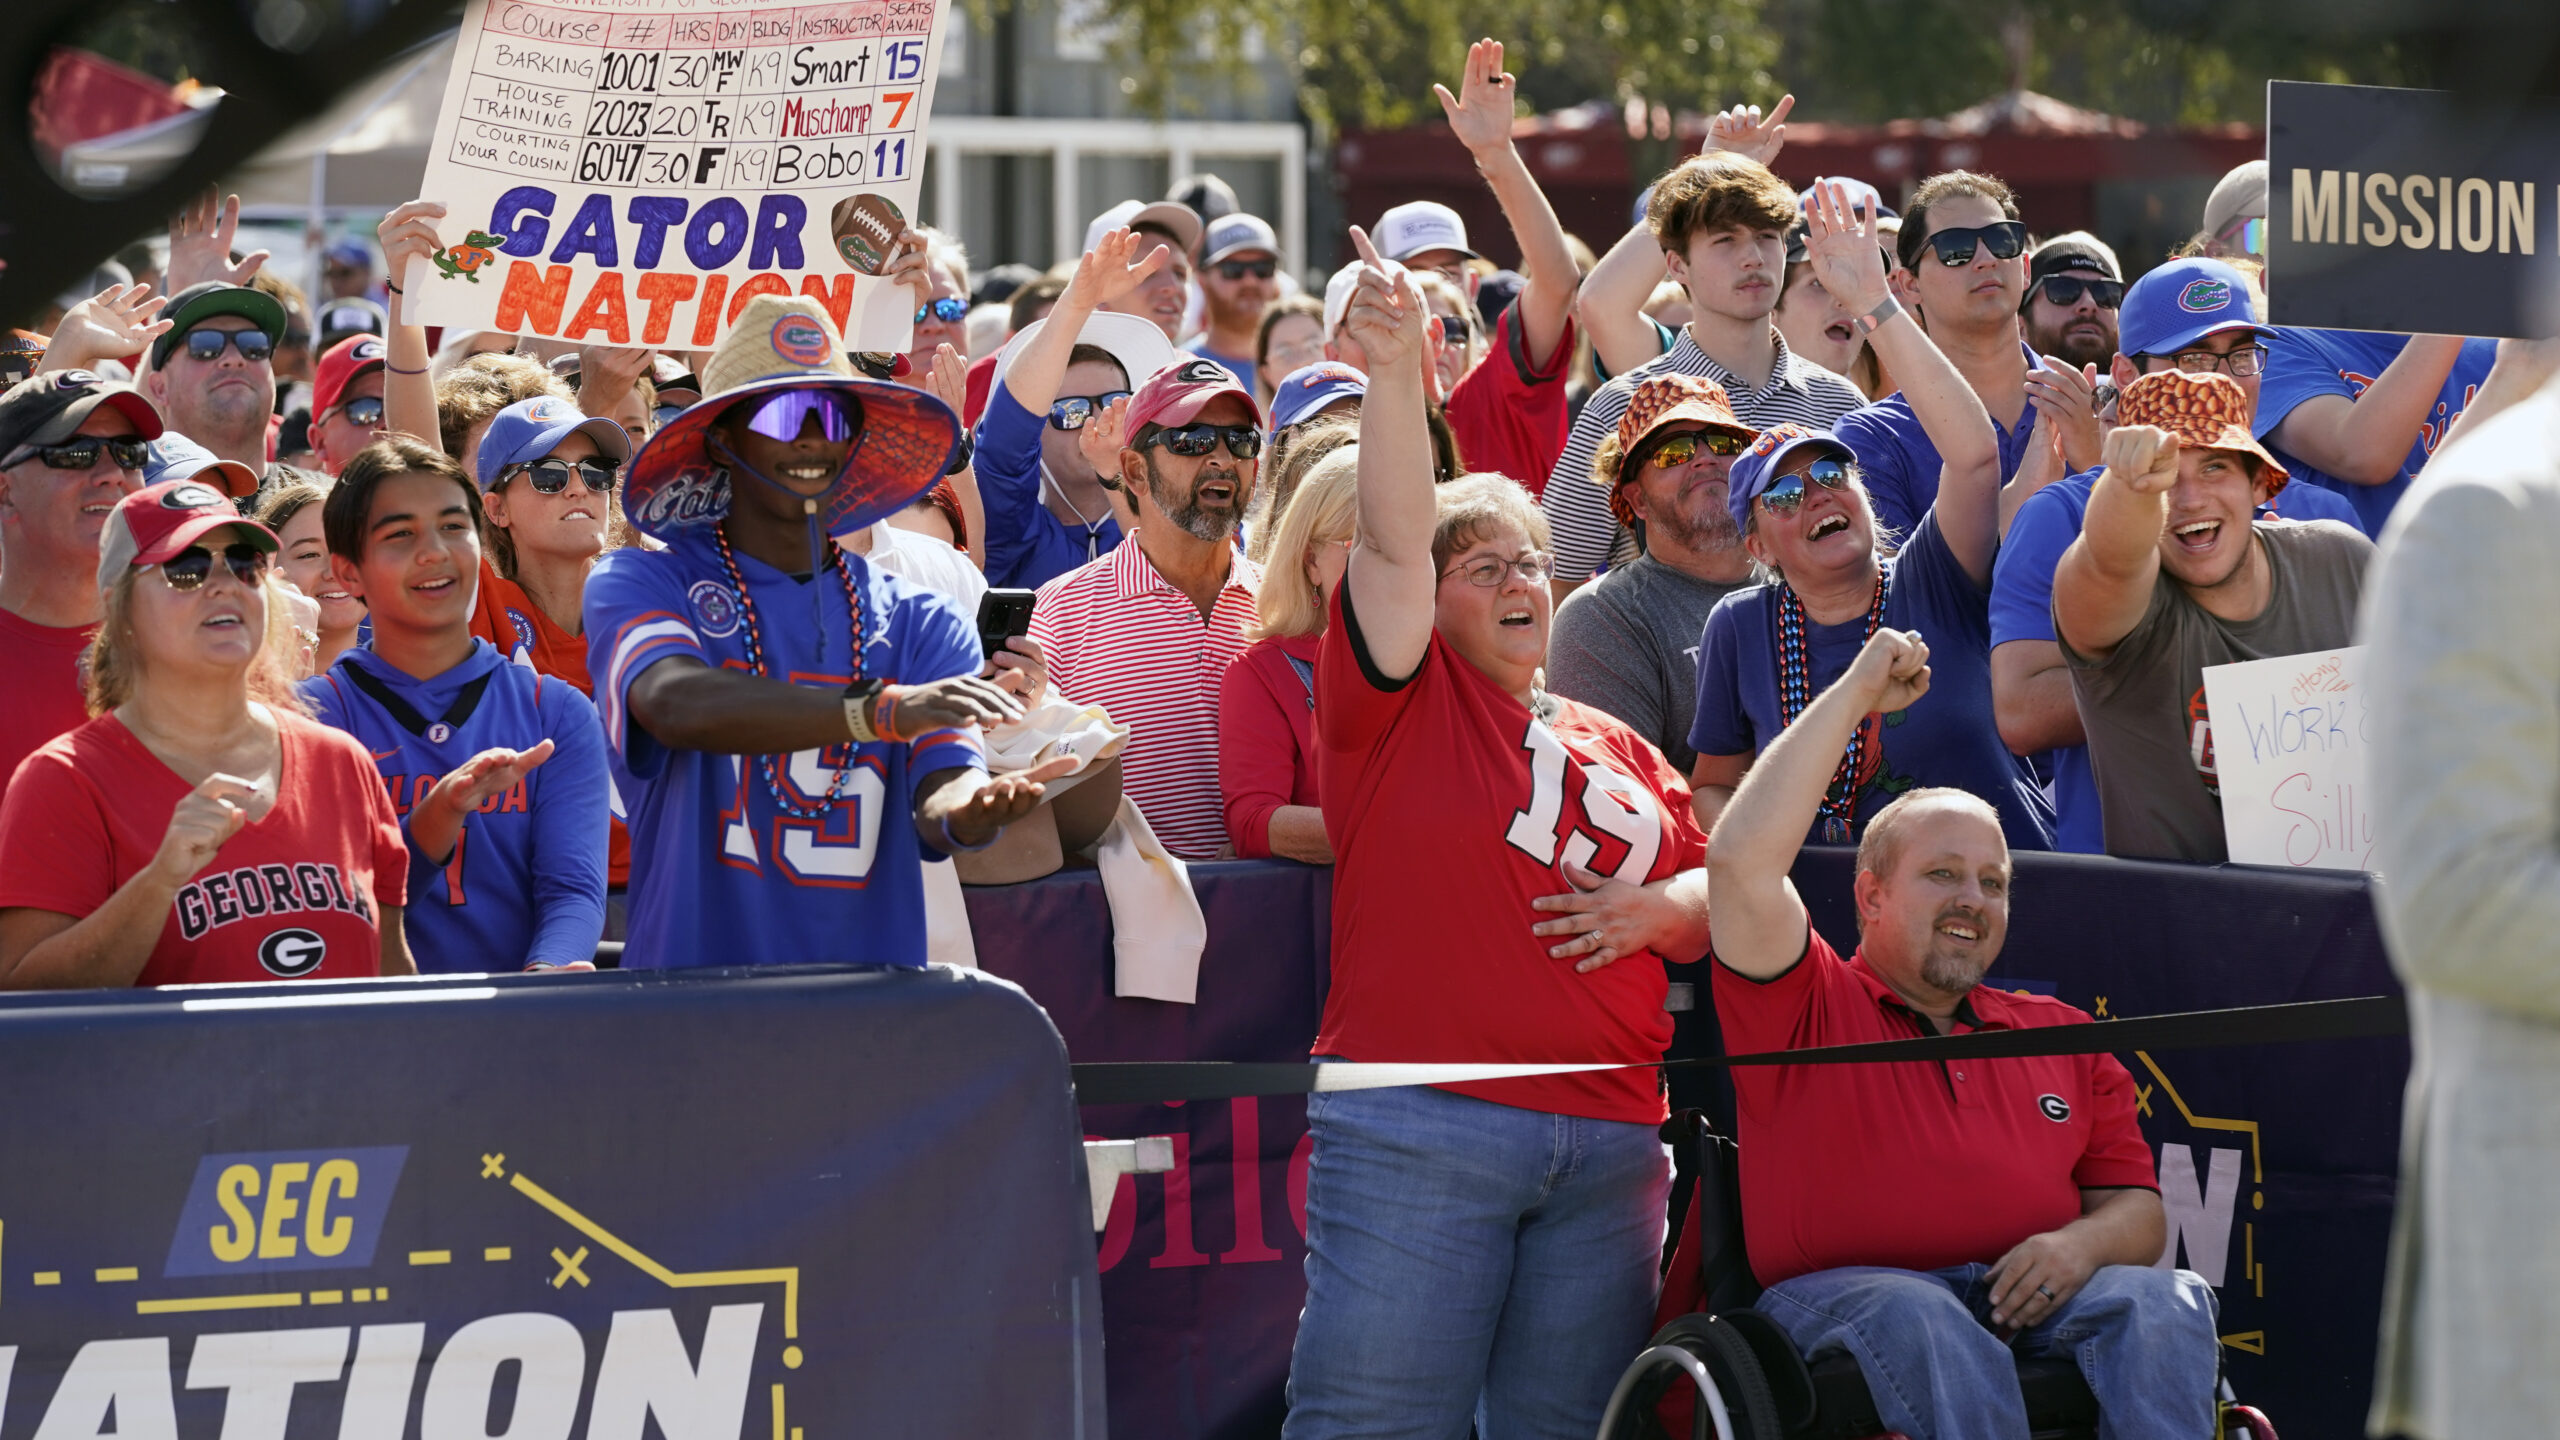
[1313,579,1710,1123]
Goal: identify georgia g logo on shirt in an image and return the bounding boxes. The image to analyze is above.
[258,928,328,977]
[2037,1093,2072,1123]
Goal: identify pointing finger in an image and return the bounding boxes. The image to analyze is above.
[1348,224,1384,272]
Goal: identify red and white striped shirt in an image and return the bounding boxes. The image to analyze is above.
[1031,536,1263,859]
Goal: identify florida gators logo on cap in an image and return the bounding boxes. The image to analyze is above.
[525,398,567,422]
[1746,423,1807,460]
[771,314,833,367]
[2178,279,2232,314]
[160,482,224,510]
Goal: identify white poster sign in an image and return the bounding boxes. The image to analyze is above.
[405,0,949,352]
[2200,645,2375,872]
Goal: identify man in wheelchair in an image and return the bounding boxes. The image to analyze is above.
[1696,627,2220,1440]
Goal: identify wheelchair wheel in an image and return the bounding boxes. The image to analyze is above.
[1595,1315,1784,1440]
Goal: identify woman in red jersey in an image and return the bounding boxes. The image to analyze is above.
[0,481,411,987]
[1281,228,1713,1440]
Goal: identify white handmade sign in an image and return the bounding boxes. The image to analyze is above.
[405,0,950,351]
[2201,645,2374,871]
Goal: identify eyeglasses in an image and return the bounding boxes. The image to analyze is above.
[1214,258,1277,281]
[2031,275,2123,309]
[1921,221,2029,268]
[1757,458,1856,515]
[20,436,150,472]
[505,456,622,494]
[1047,392,1130,431]
[1643,431,1747,470]
[156,542,270,592]
[1442,551,1553,588]
[915,297,970,324]
[2221,217,2267,257]
[2157,344,2269,379]
[182,328,276,364]
[326,395,386,430]
[745,390,859,443]
[1138,423,1263,459]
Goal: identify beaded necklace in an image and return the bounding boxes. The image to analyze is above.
[712,523,868,821]
[1775,570,1889,844]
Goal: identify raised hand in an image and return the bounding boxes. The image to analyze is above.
[1062,227,1169,314]
[1803,178,1891,316]
[1847,627,1932,715]
[921,342,968,412]
[424,742,555,827]
[148,774,260,887]
[168,189,269,293]
[881,227,938,304]
[1432,38,1520,158]
[375,199,448,300]
[1704,94,1794,167]
[1342,225,1427,374]
[2025,356,2103,472]
[2100,424,2180,496]
[1077,394,1130,477]
[577,344,653,412]
[41,283,170,372]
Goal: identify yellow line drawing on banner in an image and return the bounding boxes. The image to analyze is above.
[95,1267,138,1282]
[485,1246,512,1261]
[410,1250,452,1265]
[2137,1052,2270,1296]
[311,1290,345,1304]
[2221,1331,2266,1354]
[492,1162,802,1339]
[32,1272,59,1286]
[137,1291,304,1315]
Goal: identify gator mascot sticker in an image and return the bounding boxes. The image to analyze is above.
[432,231,507,283]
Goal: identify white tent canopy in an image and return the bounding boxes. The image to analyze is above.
[225,32,452,213]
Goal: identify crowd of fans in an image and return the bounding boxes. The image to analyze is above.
[0,33,2530,1439]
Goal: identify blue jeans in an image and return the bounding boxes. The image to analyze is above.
[1755,1262,2220,1440]
[1282,1077,1671,1440]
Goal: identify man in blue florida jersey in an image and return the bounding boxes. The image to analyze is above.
[304,433,612,972]
[588,294,1070,971]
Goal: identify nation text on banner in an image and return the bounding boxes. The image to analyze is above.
[405,0,952,352]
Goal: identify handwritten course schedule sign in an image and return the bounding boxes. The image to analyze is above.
[406,0,950,352]
[2201,645,2375,872]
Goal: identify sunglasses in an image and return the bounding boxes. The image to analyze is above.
[1048,392,1130,431]
[1139,423,1263,459]
[1758,457,1856,515]
[745,390,860,443]
[2032,275,2123,309]
[1214,258,1277,281]
[1643,431,1746,470]
[157,542,271,592]
[505,456,621,494]
[2221,216,2267,257]
[915,297,970,324]
[22,436,151,472]
[326,395,387,430]
[1443,551,1553,588]
[182,328,276,364]
[1921,221,2029,268]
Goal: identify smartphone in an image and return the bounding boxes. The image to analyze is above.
[977,588,1038,660]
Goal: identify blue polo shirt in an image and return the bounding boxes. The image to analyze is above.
[974,381,1124,590]
[1690,511,2054,850]
[2254,329,2495,537]
[1831,345,2041,538]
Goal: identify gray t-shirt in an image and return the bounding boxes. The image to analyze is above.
[1547,553,1748,773]
[2059,518,2373,861]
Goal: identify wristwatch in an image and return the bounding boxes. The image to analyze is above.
[1853,295,1904,336]
[943,430,975,476]
[843,678,888,743]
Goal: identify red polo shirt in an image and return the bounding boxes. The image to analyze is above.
[1703,927,2156,1291]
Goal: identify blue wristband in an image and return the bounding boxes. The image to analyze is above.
[939,808,997,853]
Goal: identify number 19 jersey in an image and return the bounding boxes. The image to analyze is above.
[1313,580,1710,1123]
[584,535,984,971]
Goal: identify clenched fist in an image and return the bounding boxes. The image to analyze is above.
[2100,424,2181,496]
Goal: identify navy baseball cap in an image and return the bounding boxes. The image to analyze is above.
[2116,258,2267,359]
[475,396,631,490]
[1726,422,1856,533]
[1269,362,1366,431]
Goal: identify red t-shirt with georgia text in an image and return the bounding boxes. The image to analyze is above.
[1313,580,1709,1123]
[0,711,409,986]
[0,607,96,810]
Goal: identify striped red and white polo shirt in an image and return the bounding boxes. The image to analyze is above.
[1030,536,1262,859]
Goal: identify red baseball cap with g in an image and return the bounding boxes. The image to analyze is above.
[312,333,388,419]
[1125,356,1265,435]
[96,479,277,593]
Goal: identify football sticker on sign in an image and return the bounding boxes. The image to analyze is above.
[405,0,953,353]
[2200,645,2375,872]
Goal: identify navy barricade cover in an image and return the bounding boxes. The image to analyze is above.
[0,965,1106,1440]
[974,854,2408,1440]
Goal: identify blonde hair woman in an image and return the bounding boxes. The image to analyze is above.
[0,481,412,987]
[258,477,364,675]
[1217,446,1358,863]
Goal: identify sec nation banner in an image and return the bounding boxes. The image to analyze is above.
[2267,81,2560,338]
[404,0,952,353]
[0,967,1104,1439]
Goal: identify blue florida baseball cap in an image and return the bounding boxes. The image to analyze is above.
[475,397,631,490]
[1270,362,1367,432]
[1726,422,1857,533]
[2116,257,2268,359]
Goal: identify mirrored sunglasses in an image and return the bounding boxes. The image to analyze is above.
[915,297,970,324]
[1644,431,1747,470]
[24,436,150,472]
[1048,392,1131,431]
[183,328,275,363]
[328,395,386,430]
[1139,423,1263,459]
[1759,457,1856,515]
[157,542,270,591]
[1922,221,2029,268]
[506,456,621,494]
[745,390,860,443]
[2034,275,2123,309]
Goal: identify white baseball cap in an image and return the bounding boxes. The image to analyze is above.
[1372,201,1478,263]
[1322,255,1410,342]
[1082,199,1205,258]
[991,310,1180,396]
